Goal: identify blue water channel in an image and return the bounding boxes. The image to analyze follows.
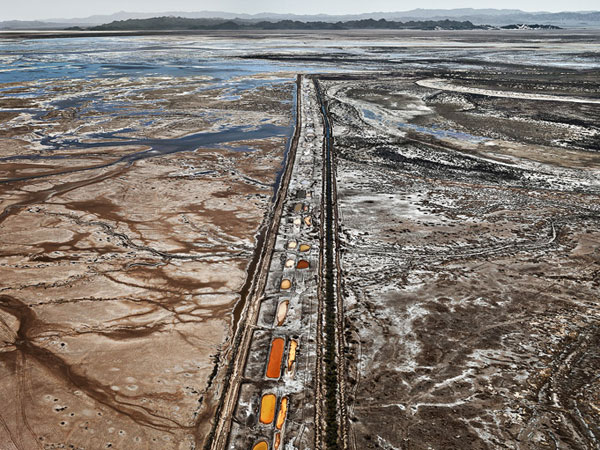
[0,36,329,185]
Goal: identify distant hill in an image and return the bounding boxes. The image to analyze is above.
[88,17,486,31]
[0,20,77,30]
[45,9,600,26]
[2,9,599,30]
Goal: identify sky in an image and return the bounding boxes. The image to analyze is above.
[2,0,597,21]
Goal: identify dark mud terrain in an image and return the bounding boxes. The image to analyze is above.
[320,67,600,449]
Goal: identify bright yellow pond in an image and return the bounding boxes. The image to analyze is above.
[260,394,276,424]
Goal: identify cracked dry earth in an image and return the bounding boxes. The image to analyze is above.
[321,70,600,449]
[0,72,294,449]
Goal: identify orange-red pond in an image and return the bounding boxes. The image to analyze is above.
[296,260,309,269]
[266,337,285,379]
[260,394,277,424]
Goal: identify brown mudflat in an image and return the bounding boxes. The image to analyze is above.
[0,69,294,449]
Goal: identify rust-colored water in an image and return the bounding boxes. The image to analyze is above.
[287,340,298,373]
[253,440,269,450]
[266,338,285,379]
[260,394,276,424]
[296,260,309,269]
[280,279,291,290]
[276,301,289,326]
[276,397,288,430]
[299,244,311,252]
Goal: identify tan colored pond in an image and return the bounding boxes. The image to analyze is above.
[276,300,289,326]
[280,279,292,290]
[299,244,311,252]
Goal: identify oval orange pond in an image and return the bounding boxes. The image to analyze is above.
[299,244,311,252]
[253,441,269,450]
[280,279,291,290]
[266,338,285,379]
[296,260,309,269]
[260,394,276,424]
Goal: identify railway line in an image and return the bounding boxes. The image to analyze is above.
[314,79,349,450]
